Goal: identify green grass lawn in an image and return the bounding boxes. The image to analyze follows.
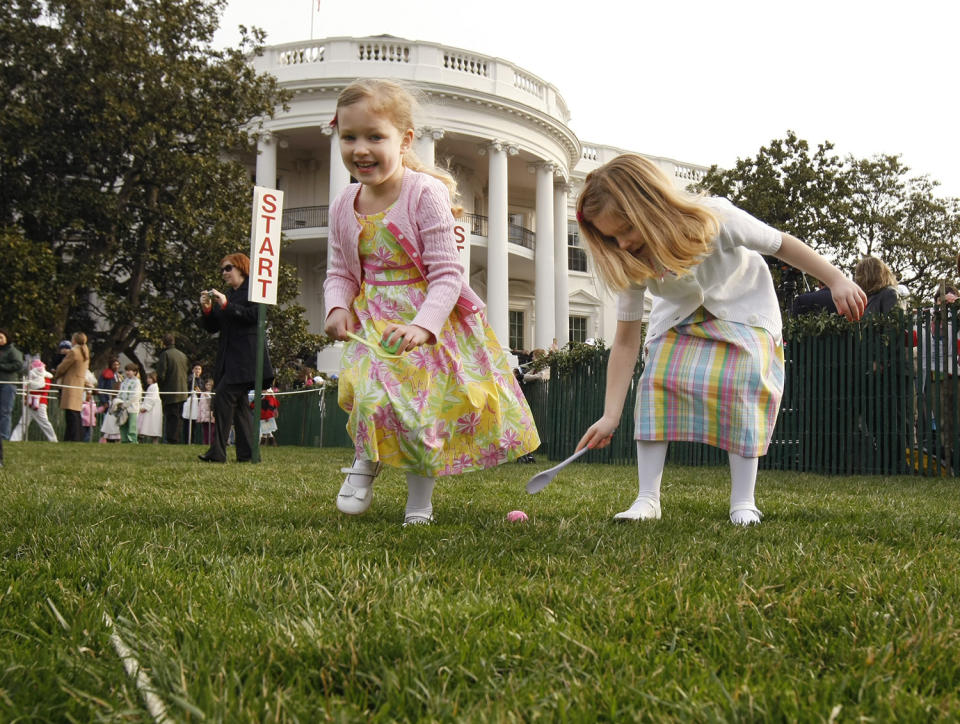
[1,442,958,722]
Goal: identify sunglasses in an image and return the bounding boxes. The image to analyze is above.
[220,264,234,273]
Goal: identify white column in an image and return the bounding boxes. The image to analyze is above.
[533,163,555,349]
[415,127,444,168]
[483,141,510,346]
[323,125,350,206]
[553,182,570,348]
[255,132,277,189]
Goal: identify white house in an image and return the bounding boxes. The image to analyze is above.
[242,35,708,355]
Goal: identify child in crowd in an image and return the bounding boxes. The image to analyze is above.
[115,362,142,444]
[10,358,58,442]
[256,387,279,446]
[138,371,162,443]
[323,78,540,526]
[198,377,215,445]
[575,154,866,525]
[81,389,97,442]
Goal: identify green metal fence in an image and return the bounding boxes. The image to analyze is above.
[9,307,959,476]
[537,308,959,476]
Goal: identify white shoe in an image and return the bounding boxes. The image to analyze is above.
[729,503,763,526]
[613,495,661,521]
[402,513,434,527]
[336,460,381,515]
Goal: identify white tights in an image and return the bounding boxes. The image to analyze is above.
[631,440,761,523]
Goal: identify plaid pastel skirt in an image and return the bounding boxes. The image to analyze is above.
[635,308,784,457]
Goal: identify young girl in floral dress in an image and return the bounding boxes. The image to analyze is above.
[323,79,540,526]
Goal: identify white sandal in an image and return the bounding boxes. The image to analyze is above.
[729,503,763,526]
[336,459,382,515]
[613,495,661,521]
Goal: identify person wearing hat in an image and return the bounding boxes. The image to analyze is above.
[10,358,57,442]
[0,328,25,441]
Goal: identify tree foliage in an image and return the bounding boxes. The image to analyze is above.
[697,131,960,305]
[0,0,321,373]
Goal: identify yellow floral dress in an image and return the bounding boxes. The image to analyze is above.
[338,211,540,476]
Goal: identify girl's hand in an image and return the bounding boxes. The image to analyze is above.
[576,415,619,451]
[324,308,357,341]
[829,277,868,322]
[382,324,430,354]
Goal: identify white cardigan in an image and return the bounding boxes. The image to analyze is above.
[617,198,784,342]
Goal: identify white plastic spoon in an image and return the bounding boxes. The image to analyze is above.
[525,446,590,494]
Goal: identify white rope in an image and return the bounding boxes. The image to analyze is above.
[102,611,172,724]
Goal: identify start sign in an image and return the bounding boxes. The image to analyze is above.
[248,186,285,305]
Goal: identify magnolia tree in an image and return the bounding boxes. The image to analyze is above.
[0,0,322,372]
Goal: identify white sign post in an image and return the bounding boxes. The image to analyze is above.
[248,186,284,462]
[249,186,284,305]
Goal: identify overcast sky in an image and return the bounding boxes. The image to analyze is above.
[215,0,960,199]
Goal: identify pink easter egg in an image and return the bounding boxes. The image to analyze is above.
[506,510,528,523]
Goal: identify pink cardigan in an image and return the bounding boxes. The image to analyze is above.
[323,169,485,339]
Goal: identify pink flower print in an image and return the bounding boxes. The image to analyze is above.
[449,357,467,387]
[473,347,493,376]
[407,287,426,309]
[499,429,522,451]
[371,246,394,267]
[372,404,402,433]
[356,419,370,446]
[441,328,458,351]
[413,387,430,413]
[479,444,505,468]
[422,423,444,450]
[456,412,481,436]
[348,344,368,365]
[451,453,473,474]
[409,347,433,371]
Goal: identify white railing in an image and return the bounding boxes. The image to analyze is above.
[674,164,707,182]
[443,51,489,77]
[278,44,324,66]
[513,70,544,99]
[357,40,410,63]
[581,146,600,161]
[254,37,571,125]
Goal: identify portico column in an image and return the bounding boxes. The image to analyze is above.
[323,124,350,208]
[255,131,277,189]
[481,141,512,346]
[415,127,444,168]
[553,182,570,347]
[533,163,555,349]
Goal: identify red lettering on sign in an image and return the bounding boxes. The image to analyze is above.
[258,258,273,276]
[258,237,274,255]
[261,194,277,213]
[258,279,273,296]
[454,225,465,244]
[261,214,276,233]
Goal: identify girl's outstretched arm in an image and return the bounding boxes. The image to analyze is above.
[775,234,867,321]
[577,318,644,451]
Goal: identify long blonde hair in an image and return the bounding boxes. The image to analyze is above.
[853,256,897,296]
[335,79,462,216]
[70,332,90,362]
[576,154,719,291]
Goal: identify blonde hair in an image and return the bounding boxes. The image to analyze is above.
[576,154,719,291]
[70,332,90,362]
[335,79,462,216]
[853,256,897,296]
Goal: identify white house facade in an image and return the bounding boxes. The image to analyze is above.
[242,35,708,354]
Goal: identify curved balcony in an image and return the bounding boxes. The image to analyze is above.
[280,208,536,252]
[252,36,572,128]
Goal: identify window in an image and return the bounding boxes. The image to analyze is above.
[569,316,588,344]
[568,221,587,272]
[509,310,525,351]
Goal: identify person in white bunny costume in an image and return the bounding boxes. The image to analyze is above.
[11,358,58,442]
